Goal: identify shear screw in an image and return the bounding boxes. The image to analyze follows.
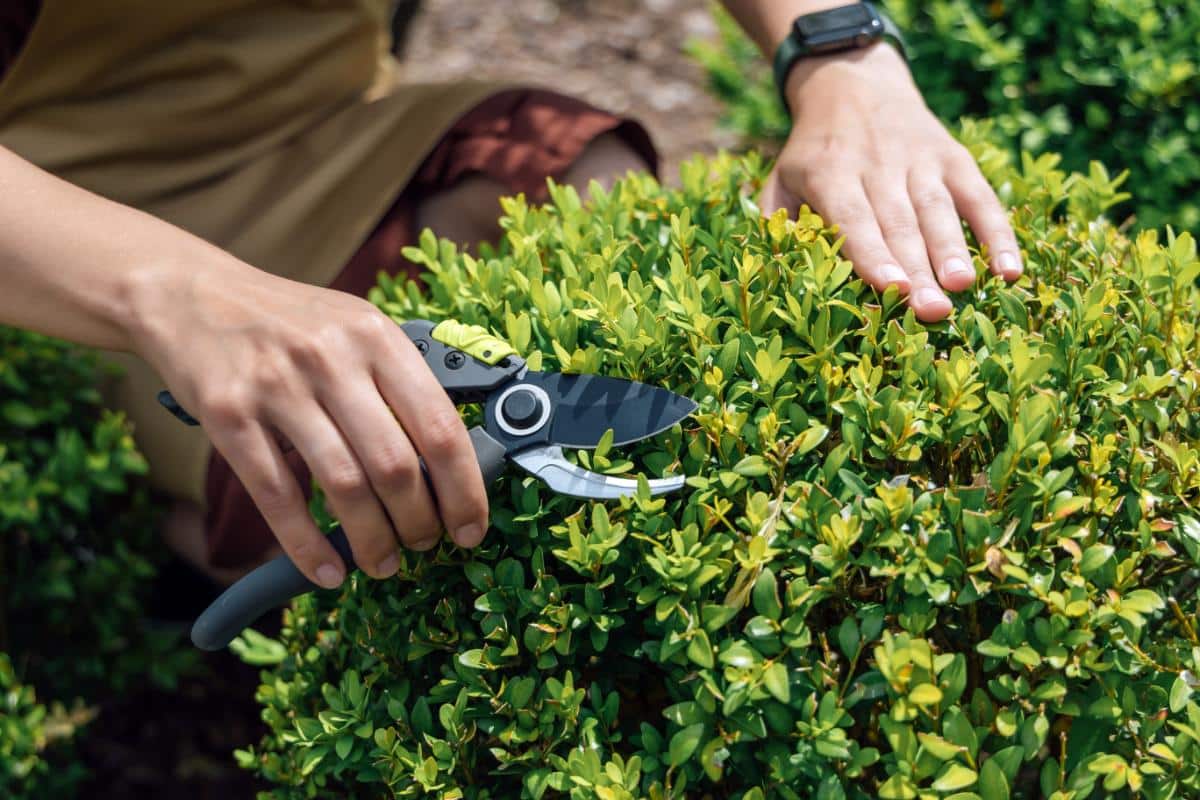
[414,339,429,354]
[444,351,466,370]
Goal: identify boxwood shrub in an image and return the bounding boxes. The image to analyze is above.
[688,0,1200,232]
[239,132,1200,799]
[0,328,191,796]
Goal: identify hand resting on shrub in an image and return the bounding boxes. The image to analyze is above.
[723,1,1024,322]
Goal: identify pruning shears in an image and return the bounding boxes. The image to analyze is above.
[158,319,697,651]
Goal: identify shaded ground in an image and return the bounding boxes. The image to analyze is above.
[76,3,732,796]
[79,560,267,798]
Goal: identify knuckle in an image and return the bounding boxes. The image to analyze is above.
[368,442,420,487]
[288,328,346,378]
[418,408,466,457]
[284,533,323,565]
[876,209,921,239]
[351,309,393,341]
[909,185,950,215]
[200,385,253,428]
[252,355,293,396]
[253,477,299,519]
[321,457,369,498]
[945,142,977,169]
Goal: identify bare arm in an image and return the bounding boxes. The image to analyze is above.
[0,145,190,350]
[0,145,489,583]
[719,1,1022,322]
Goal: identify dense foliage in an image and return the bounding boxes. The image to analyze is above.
[0,328,190,796]
[0,653,91,797]
[688,0,1200,232]
[240,132,1200,799]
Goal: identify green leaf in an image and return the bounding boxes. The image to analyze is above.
[229,629,287,666]
[932,763,978,792]
[752,568,782,620]
[1079,544,1114,575]
[1170,676,1193,713]
[734,455,771,477]
[979,757,1010,800]
[1121,589,1164,614]
[837,618,860,659]
[668,723,705,767]
[763,662,790,703]
[687,629,714,669]
[909,683,943,706]
[335,735,353,761]
[918,732,963,760]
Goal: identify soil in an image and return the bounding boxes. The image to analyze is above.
[75,3,733,796]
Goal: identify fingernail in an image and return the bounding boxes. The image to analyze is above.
[453,523,484,548]
[411,536,440,552]
[943,257,973,282]
[881,264,907,287]
[316,563,344,589]
[376,553,399,577]
[914,288,946,308]
[996,251,1022,277]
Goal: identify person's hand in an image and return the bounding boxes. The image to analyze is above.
[762,43,1023,321]
[128,256,489,588]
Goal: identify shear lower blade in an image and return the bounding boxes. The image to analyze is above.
[511,445,686,500]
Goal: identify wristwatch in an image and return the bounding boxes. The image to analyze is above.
[773,2,906,112]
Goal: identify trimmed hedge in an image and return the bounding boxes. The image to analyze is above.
[238,129,1200,799]
[0,328,191,796]
[688,0,1200,232]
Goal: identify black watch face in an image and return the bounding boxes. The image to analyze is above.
[795,4,877,39]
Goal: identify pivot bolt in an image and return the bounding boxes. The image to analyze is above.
[444,351,466,370]
[500,388,543,429]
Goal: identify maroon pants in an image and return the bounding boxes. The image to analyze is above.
[203,89,657,568]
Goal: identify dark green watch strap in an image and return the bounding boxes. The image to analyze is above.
[772,1,907,114]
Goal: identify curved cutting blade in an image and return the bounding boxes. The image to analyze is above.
[520,372,697,449]
[511,445,686,499]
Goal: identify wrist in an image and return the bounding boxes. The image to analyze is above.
[118,235,251,364]
[782,40,913,116]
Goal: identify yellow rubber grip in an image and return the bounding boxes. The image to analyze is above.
[430,320,518,365]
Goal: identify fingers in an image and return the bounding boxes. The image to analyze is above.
[803,174,911,294]
[944,150,1023,280]
[908,171,976,293]
[760,169,796,218]
[209,419,347,589]
[864,173,952,322]
[270,399,402,580]
[375,331,490,549]
[319,378,443,554]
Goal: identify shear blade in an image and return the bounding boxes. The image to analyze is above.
[519,372,698,449]
[511,445,685,500]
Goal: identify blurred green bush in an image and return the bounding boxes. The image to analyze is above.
[0,328,190,797]
[237,132,1200,798]
[688,0,1200,232]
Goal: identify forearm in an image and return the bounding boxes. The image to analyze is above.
[719,0,848,56]
[0,145,240,353]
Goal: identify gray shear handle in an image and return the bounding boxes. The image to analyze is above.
[190,426,509,651]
